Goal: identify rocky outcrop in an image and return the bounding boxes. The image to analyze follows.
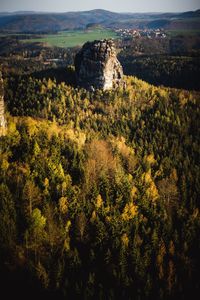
[0,71,6,136]
[75,39,123,90]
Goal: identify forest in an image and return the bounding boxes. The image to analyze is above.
[118,35,200,91]
[0,73,200,299]
[119,54,200,90]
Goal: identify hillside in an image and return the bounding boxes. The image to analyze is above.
[0,73,200,299]
[0,9,200,32]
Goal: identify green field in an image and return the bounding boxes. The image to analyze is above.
[23,29,118,48]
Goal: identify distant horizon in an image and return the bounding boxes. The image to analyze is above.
[0,7,199,14]
[0,0,200,14]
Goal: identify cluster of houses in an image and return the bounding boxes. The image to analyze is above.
[115,28,167,39]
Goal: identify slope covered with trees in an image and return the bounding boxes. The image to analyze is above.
[118,35,200,91]
[0,75,200,299]
[0,9,199,33]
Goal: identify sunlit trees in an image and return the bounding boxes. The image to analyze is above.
[1,74,200,299]
[22,179,42,218]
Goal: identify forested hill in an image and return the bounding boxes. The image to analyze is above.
[0,74,200,299]
[0,9,200,32]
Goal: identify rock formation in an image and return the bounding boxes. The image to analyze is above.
[75,39,123,90]
[0,71,6,136]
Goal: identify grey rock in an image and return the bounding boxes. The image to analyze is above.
[75,39,124,90]
[0,71,6,135]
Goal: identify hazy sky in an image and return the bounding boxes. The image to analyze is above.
[0,0,199,13]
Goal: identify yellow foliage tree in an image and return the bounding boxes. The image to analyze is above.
[122,202,137,221]
[95,194,103,210]
[59,197,68,214]
[142,169,159,201]
[146,153,156,165]
[121,233,129,247]
[90,210,97,223]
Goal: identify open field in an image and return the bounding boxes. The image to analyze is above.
[22,29,118,48]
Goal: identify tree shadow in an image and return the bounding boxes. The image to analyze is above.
[30,66,77,86]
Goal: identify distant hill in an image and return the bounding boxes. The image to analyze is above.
[0,9,199,32]
[179,9,200,18]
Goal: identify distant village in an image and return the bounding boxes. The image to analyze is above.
[115,28,167,39]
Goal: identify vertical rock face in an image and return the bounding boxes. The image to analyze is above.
[75,39,123,90]
[0,71,6,136]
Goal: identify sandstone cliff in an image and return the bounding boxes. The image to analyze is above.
[75,39,123,90]
[0,71,6,136]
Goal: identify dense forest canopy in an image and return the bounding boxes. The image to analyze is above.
[0,73,200,299]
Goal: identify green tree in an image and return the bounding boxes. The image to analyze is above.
[0,184,16,249]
